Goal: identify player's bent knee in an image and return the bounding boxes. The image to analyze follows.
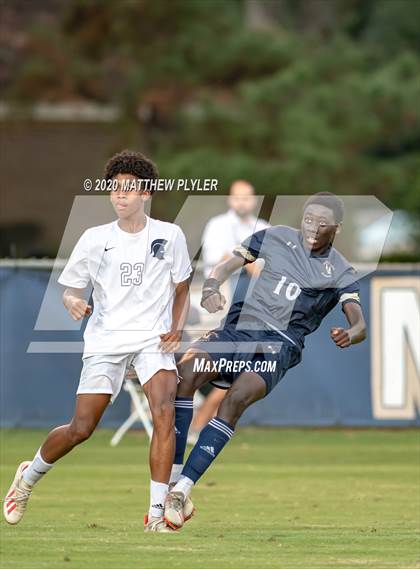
[218,391,249,425]
[68,421,95,445]
[150,401,175,429]
[218,377,265,425]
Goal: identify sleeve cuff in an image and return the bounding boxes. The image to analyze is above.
[233,245,255,263]
[341,298,361,310]
[172,267,192,284]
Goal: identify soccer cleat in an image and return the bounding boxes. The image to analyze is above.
[164,491,190,529]
[183,493,195,522]
[168,483,195,524]
[143,514,176,533]
[3,461,33,525]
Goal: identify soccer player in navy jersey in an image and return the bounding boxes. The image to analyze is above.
[164,192,367,529]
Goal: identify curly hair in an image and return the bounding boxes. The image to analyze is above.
[104,150,159,193]
[303,192,344,224]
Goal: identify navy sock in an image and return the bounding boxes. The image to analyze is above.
[182,417,235,483]
[174,397,194,464]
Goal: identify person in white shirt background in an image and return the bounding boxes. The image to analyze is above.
[3,150,192,533]
[202,180,270,287]
[189,180,270,438]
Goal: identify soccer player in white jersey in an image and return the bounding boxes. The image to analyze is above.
[3,150,192,532]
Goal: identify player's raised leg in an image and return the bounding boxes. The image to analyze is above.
[165,371,266,529]
[3,393,110,525]
[142,368,179,532]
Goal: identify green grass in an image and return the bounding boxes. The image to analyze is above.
[0,429,419,569]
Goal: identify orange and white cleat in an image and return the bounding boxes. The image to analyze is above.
[164,490,195,530]
[183,493,195,523]
[143,514,176,533]
[164,483,195,529]
[3,461,33,525]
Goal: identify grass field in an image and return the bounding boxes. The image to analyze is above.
[0,428,418,569]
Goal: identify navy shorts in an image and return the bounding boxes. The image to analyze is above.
[191,325,302,396]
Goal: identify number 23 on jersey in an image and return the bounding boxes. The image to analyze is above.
[120,262,144,286]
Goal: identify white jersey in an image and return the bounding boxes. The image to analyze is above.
[58,217,192,356]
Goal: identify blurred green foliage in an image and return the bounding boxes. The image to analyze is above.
[6,0,420,229]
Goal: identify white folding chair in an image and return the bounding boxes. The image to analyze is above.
[110,376,154,446]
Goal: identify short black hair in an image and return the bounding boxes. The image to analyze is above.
[303,192,344,223]
[104,150,159,193]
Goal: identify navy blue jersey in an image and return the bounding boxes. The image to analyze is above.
[228,225,361,350]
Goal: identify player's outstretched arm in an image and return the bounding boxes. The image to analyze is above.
[201,255,246,313]
[63,287,92,321]
[331,302,366,349]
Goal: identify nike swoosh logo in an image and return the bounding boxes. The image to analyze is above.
[104,246,116,252]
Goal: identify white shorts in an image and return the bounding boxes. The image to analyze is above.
[77,342,177,403]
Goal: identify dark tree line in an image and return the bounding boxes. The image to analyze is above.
[2,0,419,244]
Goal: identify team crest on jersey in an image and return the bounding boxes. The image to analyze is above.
[150,239,168,260]
[321,260,334,278]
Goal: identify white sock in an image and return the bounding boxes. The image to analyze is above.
[173,475,194,498]
[169,464,183,485]
[22,448,54,486]
[149,480,168,519]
